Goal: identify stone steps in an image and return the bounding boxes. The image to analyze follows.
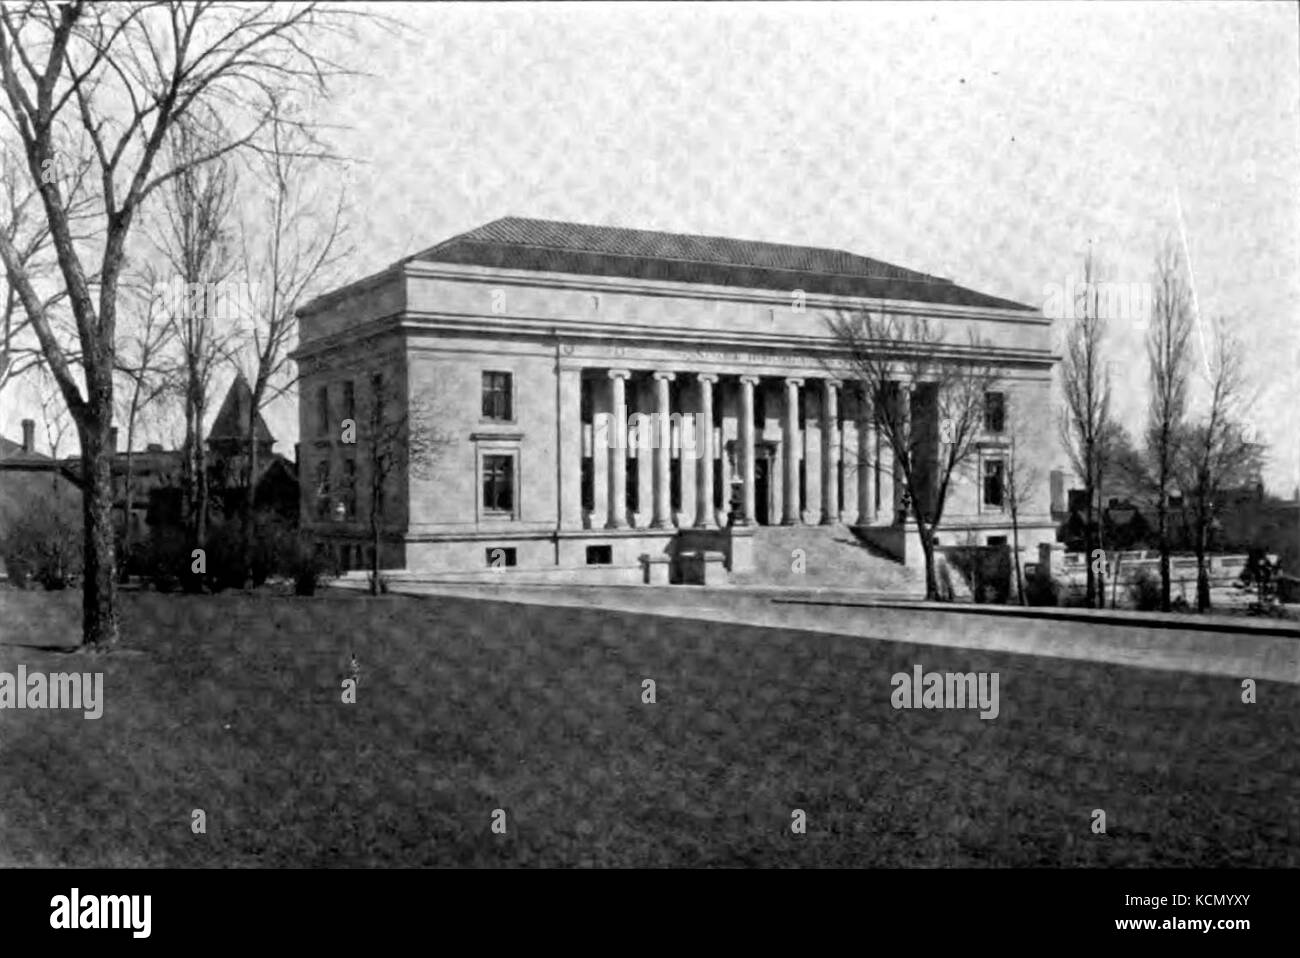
[730,523,926,594]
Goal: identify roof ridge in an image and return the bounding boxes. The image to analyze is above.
[451,215,953,285]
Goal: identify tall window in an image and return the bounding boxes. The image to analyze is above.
[342,380,355,422]
[314,460,331,518]
[341,459,356,519]
[316,385,330,437]
[626,450,639,514]
[581,457,594,512]
[482,371,513,421]
[983,458,1005,508]
[984,391,1006,433]
[482,454,514,513]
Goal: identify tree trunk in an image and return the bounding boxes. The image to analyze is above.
[120,445,135,583]
[80,419,119,649]
[1095,471,1107,608]
[1011,505,1026,606]
[1157,494,1171,612]
[370,514,381,596]
[195,404,209,548]
[1083,480,1095,606]
[917,519,940,601]
[242,428,258,588]
[1195,520,1211,612]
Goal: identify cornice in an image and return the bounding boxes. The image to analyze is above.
[399,260,1048,326]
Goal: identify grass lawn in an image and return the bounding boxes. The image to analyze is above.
[1,586,1296,867]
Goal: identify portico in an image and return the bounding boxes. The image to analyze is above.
[576,367,877,533]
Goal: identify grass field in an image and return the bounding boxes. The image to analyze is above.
[1,587,1296,867]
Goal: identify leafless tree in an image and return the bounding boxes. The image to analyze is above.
[0,2,355,646]
[0,142,91,400]
[1002,400,1041,606]
[1177,322,1262,611]
[1058,246,1112,607]
[829,310,1000,600]
[152,119,239,551]
[1145,239,1193,611]
[362,374,449,595]
[113,273,173,577]
[236,102,349,580]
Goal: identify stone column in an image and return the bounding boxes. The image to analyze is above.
[605,369,630,529]
[857,405,873,526]
[694,373,718,528]
[559,367,584,529]
[820,379,840,524]
[738,375,758,525]
[651,371,674,528]
[782,377,803,525]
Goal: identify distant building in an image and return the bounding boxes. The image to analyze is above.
[2,376,298,549]
[0,419,83,577]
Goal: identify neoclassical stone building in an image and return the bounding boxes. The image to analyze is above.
[292,217,1057,580]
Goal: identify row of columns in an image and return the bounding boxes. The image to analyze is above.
[597,369,879,531]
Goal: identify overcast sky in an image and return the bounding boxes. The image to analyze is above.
[5,1,1297,494]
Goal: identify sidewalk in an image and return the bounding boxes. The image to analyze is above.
[348,578,1300,684]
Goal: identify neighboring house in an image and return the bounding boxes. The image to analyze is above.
[0,418,83,573]
[9,377,298,546]
[206,372,277,497]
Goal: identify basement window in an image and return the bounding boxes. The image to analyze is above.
[585,545,612,565]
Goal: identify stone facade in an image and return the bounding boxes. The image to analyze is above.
[292,218,1059,579]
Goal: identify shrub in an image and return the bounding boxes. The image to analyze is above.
[1025,570,1059,607]
[944,545,1013,604]
[142,524,190,593]
[1,496,82,590]
[5,555,33,589]
[1129,568,1162,611]
[293,541,338,596]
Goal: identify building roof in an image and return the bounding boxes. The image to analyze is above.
[407,216,1035,311]
[208,373,275,446]
[0,432,78,476]
[0,434,50,465]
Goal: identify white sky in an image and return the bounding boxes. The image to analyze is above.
[5,0,1298,494]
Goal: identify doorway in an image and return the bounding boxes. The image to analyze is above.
[754,451,771,525]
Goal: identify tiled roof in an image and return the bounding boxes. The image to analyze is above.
[408,216,1034,311]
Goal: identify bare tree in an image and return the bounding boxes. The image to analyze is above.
[113,274,173,578]
[236,103,349,581]
[35,362,71,458]
[829,311,999,600]
[0,2,353,646]
[1058,246,1112,607]
[1145,239,1193,611]
[1002,400,1041,606]
[362,373,448,595]
[153,120,239,552]
[0,142,91,400]
[1178,322,1261,612]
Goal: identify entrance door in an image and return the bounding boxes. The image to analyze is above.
[754,454,770,525]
